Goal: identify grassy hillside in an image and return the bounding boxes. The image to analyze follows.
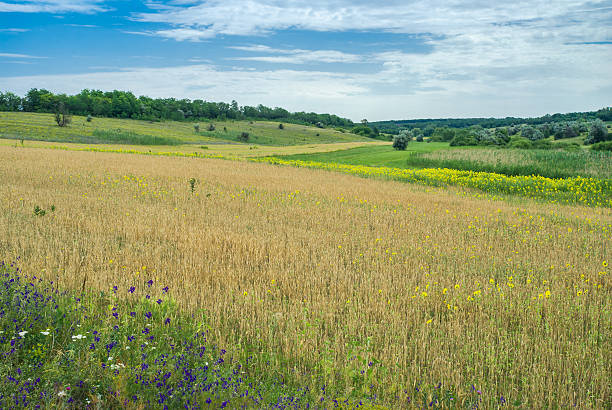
[0,111,369,146]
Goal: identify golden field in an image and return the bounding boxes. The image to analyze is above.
[0,145,610,407]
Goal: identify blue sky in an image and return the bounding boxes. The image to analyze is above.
[0,0,611,121]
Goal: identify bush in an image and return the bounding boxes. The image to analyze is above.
[449,131,477,146]
[207,123,215,131]
[278,123,284,129]
[194,123,200,133]
[585,120,610,144]
[86,115,92,122]
[591,141,612,151]
[415,135,424,142]
[507,137,532,149]
[392,131,410,150]
[351,125,374,138]
[238,132,250,142]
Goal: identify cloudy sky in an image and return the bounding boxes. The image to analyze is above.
[0,0,610,121]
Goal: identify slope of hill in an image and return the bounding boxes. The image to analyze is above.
[0,112,370,146]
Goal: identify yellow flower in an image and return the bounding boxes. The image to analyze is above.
[545,290,551,298]
[426,319,433,324]
[603,260,608,268]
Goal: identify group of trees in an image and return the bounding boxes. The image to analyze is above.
[445,120,610,148]
[373,107,612,135]
[0,88,354,128]
[392,118,610,150]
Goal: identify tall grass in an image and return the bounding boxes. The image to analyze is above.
[91,129,183,145]
[408,148,612,179]
[0,146,610,407]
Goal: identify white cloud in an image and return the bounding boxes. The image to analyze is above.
[0,1,109,14]
[0,52,46,58]
[1,0,610,119]
[0,61,609,121]
[0,28,29,32]
[228,45,363,64]
[64,23,99,28]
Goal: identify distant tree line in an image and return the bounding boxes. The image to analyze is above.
[372,108,612,134]
[391,119,610,151]
[0,88,354,128]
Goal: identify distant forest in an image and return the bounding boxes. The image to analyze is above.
[0,88,354,128]
[0,88,609,134]
[371,108,612,134]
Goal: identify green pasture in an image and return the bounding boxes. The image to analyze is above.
[0,111,369,146]
[279,143,612,179]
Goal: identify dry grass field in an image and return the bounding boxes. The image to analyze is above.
[0,145,610,407]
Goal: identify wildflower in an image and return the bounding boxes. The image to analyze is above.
[128,286,135,293]
[18,331,28,337]
[40,330,50,336]
[72,334,86,340]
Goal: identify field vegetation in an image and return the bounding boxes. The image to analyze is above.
[0,146,610,407]
[0,111,369,146]
[279,144,612,179]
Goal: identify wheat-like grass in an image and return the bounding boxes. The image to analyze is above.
[0,146,609,407]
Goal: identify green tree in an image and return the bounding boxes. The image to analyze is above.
[585,120,610,144]
[392,130,411,150]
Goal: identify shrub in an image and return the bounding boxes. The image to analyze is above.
[449,131,478,146]
[351,125,375,138]
[86,115,92,122]
[507,137,532,149]
[591,141,612,151]
[278,123,284,130]
[392,131,410,150]
[207,123,215,131]
[194,123,200,133]
[520,125,544,141]
[585,120,610,144]
[238,132,249,142]
[416,135,424,142]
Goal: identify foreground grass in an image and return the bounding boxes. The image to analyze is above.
[0,261,331,408]
[0,111,368,146]
[281,144,612,179]
[0,147,610,408]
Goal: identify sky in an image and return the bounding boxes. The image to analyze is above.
[0,0,611,121]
